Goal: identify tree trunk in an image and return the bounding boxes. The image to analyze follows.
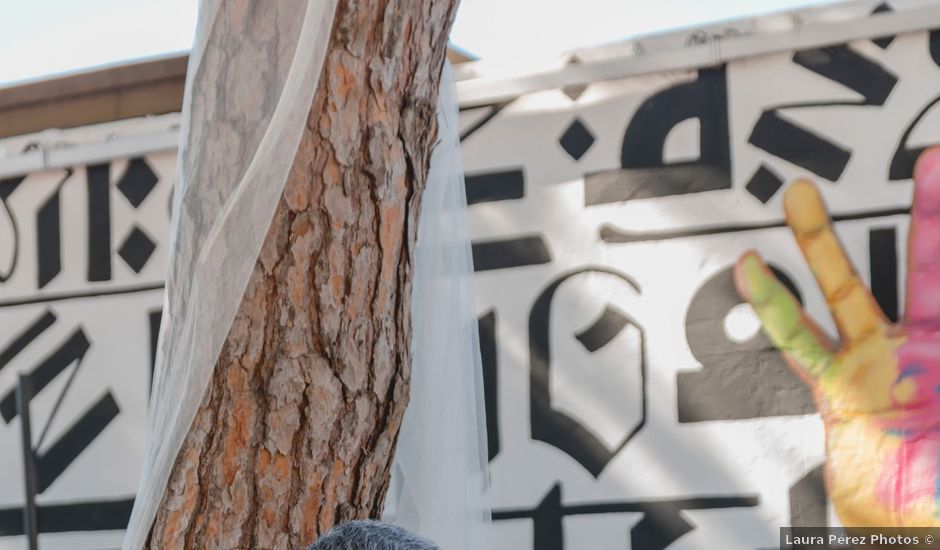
[146,1,459,548]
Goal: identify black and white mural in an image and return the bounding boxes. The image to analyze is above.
[2,7,940,549]
[461,22,940,550]
[0,155,173,549]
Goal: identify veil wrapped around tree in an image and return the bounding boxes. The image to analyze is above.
[122,1,490,548]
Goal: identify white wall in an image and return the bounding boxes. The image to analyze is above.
[2,24,940,550]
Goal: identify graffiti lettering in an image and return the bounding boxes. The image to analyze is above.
[529,268,645,476]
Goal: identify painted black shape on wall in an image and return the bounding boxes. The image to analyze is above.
[492,483,760,550]
[747,45,898,196]
[21,159,161,289]
[869,3,896,49]
[745,165,785,204]
[459,102,510,143]
[472,235,552,272]
[558,118,595,161]
[0,329,91,422]
[479,311,500,461]
[0,310,56,374]
[529,268,645,477]
[36,183,62,289]
[757,464,828,550]
[869,226,899,322]
[0,314,122,498]
[465,168,525,205]
[575,306,633,352]
[792,45,896,106]
[86,163,113,282]
[0,497,134,536]
[888,94,940,181]
[36,391,120,493]
[584,66,731,206]
[118,226,157,273]
[789,464,827,528]
[116,157,159,208]
[749,109,851,183]
[631,503,696,550]
[148,308,162,395]
[0,176,24,283]
[931,30,940,68]
[677,265,816,422]
[529,484,563,550]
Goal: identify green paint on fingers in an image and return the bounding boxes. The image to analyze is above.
[739,254,834,377]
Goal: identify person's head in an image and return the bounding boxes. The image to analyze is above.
[307,520,440,550]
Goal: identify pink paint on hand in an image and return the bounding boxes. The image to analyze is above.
[876,434,940,513]
[873,330,940,515]
[907,147,940,325]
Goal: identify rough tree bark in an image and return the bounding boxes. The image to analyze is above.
[146,1,460,548]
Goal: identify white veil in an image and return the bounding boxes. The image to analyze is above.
[382,63,493,550]
[123,1,337,547]
[122,1,490,548]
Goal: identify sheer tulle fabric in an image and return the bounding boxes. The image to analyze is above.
[122,1,490,548]
[382,64,493,550]
[123,1,337,547]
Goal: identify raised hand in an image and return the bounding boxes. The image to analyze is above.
[735,147,940,527]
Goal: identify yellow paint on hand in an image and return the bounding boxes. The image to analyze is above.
[893,377,918,405]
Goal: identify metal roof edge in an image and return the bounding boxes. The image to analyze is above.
[455,2,940,107]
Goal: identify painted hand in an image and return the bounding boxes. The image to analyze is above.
[735,147,940,527]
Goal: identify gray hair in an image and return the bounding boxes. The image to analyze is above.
[307,520,440,550]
